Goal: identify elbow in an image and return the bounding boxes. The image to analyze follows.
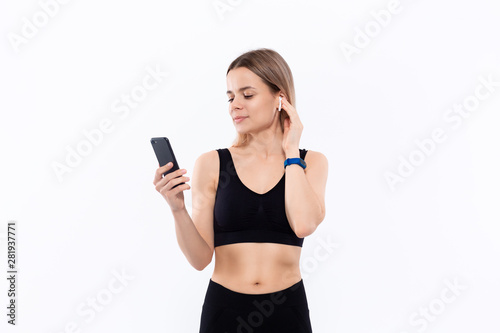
[191,253,213,271]
[295,227,315,238]
[193,264,207,272]
[192,261,209,271]
[294,222,317,238]
[293,211,325,238]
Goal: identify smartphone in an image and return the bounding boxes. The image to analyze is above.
[150,137,184,189]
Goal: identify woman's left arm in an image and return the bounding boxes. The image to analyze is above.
[284,149,328,238]
[279,95,328,238]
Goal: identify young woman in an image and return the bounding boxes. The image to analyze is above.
[153,48,328,332]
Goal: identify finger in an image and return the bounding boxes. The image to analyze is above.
[280,97,292,111]
[153,163,174,184]
[281,98,294,112]
[153,166,166,184]
[156,169,188,190]
[161,162,173,171]
[166,175,190,192]
[172,182,191,195]
[281,98,301,121]
[280,100,296,119]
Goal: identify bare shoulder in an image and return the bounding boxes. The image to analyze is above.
[193,149,220,190]
[195,149,219,165]
[304,149,328,169]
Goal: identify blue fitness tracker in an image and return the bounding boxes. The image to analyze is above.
[284,158,307,169]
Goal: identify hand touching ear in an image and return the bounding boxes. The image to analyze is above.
[279,95,303,155]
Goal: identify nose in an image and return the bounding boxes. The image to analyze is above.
[231,97,243,111]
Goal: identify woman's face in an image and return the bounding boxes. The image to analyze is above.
[226,67,280,133]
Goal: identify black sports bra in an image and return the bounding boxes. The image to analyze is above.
[213,148,307,248]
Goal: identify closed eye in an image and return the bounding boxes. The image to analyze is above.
[228,95,253,103]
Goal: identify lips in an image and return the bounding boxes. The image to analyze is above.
[234,116,248,124]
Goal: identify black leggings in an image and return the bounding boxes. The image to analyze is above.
[199,279,313,333]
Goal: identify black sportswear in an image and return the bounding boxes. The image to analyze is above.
[213,148,308,248]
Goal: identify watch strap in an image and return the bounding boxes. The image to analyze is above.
[284,157,307,169]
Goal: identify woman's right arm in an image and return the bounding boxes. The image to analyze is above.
[153,150,218,271]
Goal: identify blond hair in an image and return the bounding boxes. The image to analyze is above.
[227,48,296,148]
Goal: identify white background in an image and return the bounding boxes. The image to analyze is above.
[1,0,499,332]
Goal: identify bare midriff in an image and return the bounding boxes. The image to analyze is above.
[211,242,302,294]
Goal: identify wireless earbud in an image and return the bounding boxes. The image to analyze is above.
[278,96,282,111]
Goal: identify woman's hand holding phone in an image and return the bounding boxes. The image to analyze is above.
[153,162,191,212]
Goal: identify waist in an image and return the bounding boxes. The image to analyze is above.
[204,278,308,309]
[212,242,302,293]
